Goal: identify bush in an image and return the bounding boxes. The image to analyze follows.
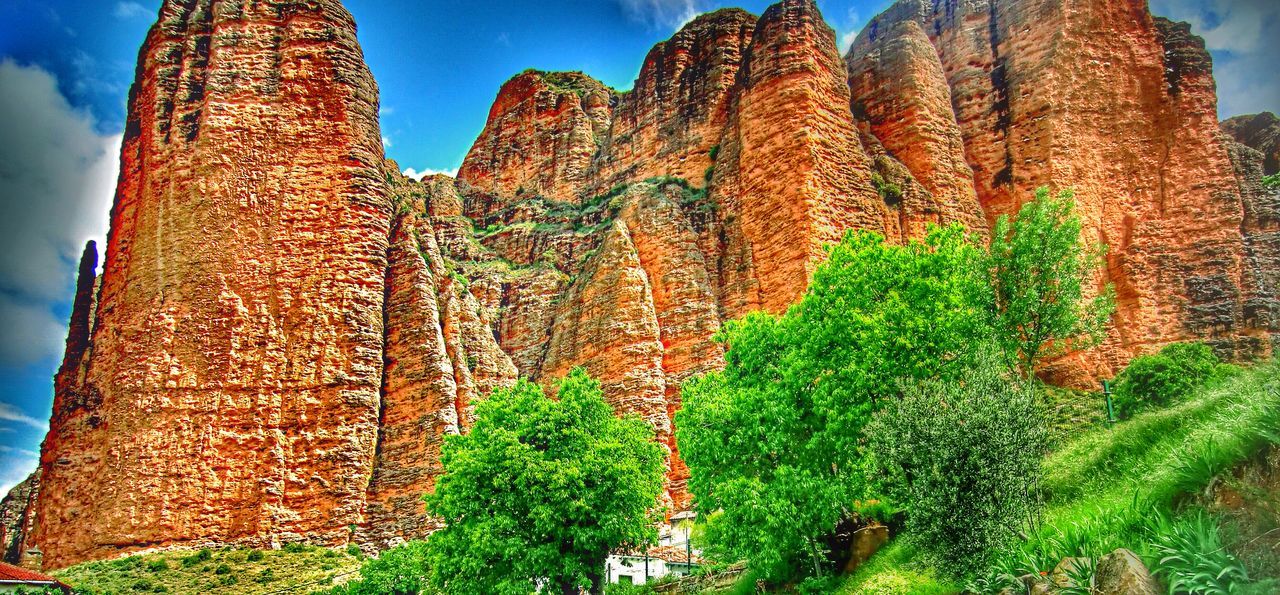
[180,549,211,568]
[246,549,264,562]
[1263,173,1279,192]
[1112,342,1228,416]
[214,563,231,575]
[145,559,168,573]
[867,353,1047,572]
[321,541,432,595]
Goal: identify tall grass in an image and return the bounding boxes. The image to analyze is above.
[982,362,1280,583]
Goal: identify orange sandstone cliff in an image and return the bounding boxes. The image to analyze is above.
[3,0,1277,570]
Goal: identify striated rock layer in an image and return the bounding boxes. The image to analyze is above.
[10,0,1280,570]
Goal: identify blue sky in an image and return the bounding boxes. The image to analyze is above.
[0,0,1276,494]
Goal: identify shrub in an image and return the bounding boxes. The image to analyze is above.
[180,549,212,567]
[214,563,231,575]
[346,543,362,557]
[145,559,168,573]
[255,568,276,584]
[282,542,309,554]
[246,549,264,562]
[1112,342,1227,416]
[867,352,1047,572]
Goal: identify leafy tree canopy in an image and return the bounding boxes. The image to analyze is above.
[989,187,1114,376]
[425,369,665,595]
[676,225,994,581]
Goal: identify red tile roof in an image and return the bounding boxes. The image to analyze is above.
[0,561,68,587]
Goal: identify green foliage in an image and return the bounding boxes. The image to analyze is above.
[867,353,1047,572]
[425,369,665,594]
[1112,342,1232,417]
[1263,173,1280,192]
[989,187,1114,375]
[837,539,961,595]
[146,559,169,573]
[180,549,212,568]
[708,144,720,162]
[869,172,903,204]
[1145,510,1253,594]
[321,541,433,595]
[57,546,362,595]
[676,225,994,582]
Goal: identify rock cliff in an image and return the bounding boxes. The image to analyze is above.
[1223,112,1280,176]
[8,0,1279,570]
[848,0,1278,382]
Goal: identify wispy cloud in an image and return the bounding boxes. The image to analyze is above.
[403,167,460,181]
[0,403,47,432]
[0,445,39,459]
[112,2,149,20]
[0,60,118,365]
[0,455,38,497]
[382,135,393,149]
[613,0,706,31]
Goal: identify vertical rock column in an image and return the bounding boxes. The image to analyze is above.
[714,0,887,316]
[34,0,390,569]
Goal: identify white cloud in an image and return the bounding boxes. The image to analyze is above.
[381,135,393,149]
[837,8,862,54]
[0,60,118,365]
[403,167,460,181]
[614,0,706,31]
[0,403,47,432]
[0,454,38,498]
[112,2,149,20]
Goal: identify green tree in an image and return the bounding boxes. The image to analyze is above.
[426,369,665,595]
[866,350,1047,572]
[321,541,433,595]
[676,225,995,581]
[989,187,1114,376]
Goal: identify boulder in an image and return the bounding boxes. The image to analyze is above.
[1095,548,1160,595]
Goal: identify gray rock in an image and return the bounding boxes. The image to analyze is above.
[1095,548,1159,595]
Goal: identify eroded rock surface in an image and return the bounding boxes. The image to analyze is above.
[850,0,1279,382]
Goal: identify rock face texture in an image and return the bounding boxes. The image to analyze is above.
[1223,112,1280,176]
[849,0,1279,381]
[10,0,1280,571]
[0,474,38,567]
[32,0,393,569]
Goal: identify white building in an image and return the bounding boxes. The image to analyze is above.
[605,512,702,586]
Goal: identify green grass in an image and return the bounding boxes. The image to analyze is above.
[837,540,960,595]
[837,361,1279,593]
[54,544,363,595]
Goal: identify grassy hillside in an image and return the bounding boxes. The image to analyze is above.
[838,360,1280,594]
[53,544,363,594]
